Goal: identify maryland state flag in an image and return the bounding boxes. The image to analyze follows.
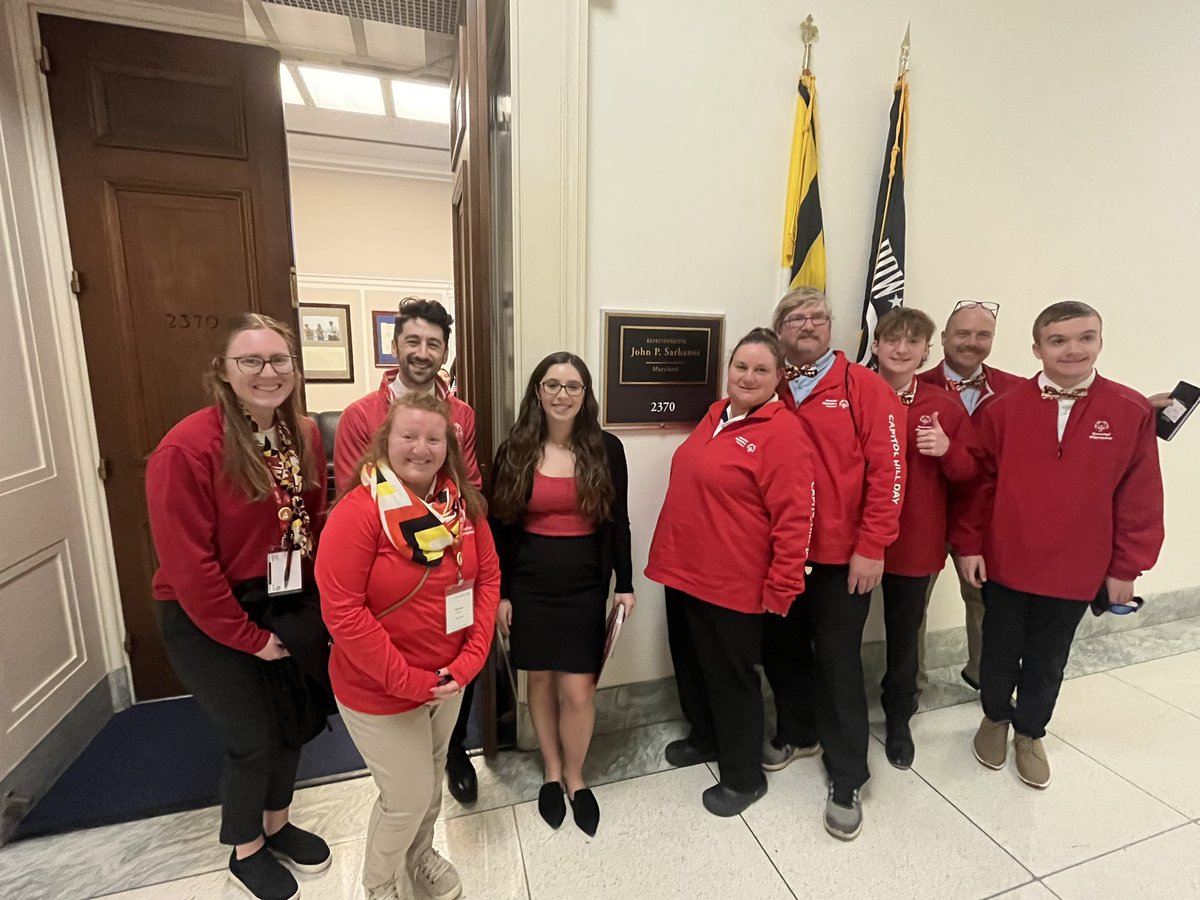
[781,72,825,292]
[856,74,910,365]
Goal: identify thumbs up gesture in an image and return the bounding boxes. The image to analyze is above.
[916,411,950,458]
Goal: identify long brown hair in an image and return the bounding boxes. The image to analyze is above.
[490,352,613,525]
[206,313,319,501]
[354,392,486,518]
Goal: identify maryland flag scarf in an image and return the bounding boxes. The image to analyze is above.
[362,461,462,566]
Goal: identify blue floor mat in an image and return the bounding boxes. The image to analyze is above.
[13,697,365,841]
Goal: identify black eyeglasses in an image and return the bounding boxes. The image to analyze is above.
[540,380,584,397]
[224,354,296,375]
[953,300,1000,317]
[781,313,831,328]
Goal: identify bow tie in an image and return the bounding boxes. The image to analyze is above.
[947,373,986,392]
[785,363,819,380]
[896,388,915,406]
[1041,385,1088,400]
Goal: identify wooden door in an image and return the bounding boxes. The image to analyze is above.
[40,15,296,700]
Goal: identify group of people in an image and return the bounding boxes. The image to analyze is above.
[145,288,1164,900]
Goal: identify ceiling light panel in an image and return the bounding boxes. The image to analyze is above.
[262,0,459,35]
[391,79,450,123]
[299,65,386,115]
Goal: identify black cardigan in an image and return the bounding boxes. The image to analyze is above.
[489,431,634,598]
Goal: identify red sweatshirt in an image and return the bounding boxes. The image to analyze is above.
[778,352,906,564]
[316,486,500,715]
[916,361,1024,416]
[645,399,814,615]
[333,371,481,494]
[885,383,977,577]
[146,406,328,654]
[953,375,1164,601]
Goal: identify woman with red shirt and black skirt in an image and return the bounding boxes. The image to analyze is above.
[489,352,634,838]
[647,328,815,818]
[317,392,499,900]
[147,314,331,900]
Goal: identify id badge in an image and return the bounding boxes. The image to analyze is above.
[445,579,474,634]
[267,549,304,596]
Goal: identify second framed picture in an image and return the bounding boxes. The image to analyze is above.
[298,303,354,383]
[372,310,399,368]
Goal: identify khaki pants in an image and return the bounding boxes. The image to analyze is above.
[916,547,985,689]
[339,694,463,893]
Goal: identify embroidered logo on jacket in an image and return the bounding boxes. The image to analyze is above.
[1089,419,1113,441]
[820,398,850,410]
[919,414,932,427]
[735,436,757,453]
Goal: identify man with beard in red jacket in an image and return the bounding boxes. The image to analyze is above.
[761,287,905,841]
[957,300,1164,790]
[334,297,484,806]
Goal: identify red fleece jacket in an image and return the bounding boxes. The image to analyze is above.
[953,375,1164,601]
[645,399,814,615]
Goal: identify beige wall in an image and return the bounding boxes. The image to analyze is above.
[289,167,454,412]
[557,0,1200,682]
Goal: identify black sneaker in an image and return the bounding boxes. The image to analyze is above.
[228,845,300,900]
[885,718,915,770]
[266,822,332,874]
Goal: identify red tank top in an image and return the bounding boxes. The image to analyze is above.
[524,471,595,537]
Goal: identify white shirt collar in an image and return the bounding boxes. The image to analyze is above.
[943,361,983,383]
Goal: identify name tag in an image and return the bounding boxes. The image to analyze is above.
[445,580,474,634]
[267,549,303,596]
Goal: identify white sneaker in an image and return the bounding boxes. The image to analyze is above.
[412,847,462,900]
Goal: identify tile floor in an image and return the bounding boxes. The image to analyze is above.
[2,647,1198,899]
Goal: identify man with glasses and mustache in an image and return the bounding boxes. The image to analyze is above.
[333,297,484,806]
[915,300,1023,692]
[761,286,905,841]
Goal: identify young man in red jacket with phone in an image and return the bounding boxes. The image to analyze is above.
[956,301,1164,789]
[761,287,905,841]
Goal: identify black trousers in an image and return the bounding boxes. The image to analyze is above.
[880,573,931,721]
[980,581,1087,739]
[762,563,872,793]
[665,587,765,793]
[448,677,476,758]
[158,602,303,845]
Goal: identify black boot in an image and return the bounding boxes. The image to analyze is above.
[446,745,478,804]
[885,717,915,770]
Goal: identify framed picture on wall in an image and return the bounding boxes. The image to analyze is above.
[298,303,354,383]
[372,310,399,368]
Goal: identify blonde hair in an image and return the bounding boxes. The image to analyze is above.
[207,314,318,500]
[771,286,832,332]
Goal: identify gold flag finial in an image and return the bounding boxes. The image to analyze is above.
[800,15,819,74]
[898,22,911,78]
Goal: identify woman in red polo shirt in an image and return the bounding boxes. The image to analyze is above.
[317,392,499,900]
[647,328,815,818]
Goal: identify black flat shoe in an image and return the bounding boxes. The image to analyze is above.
[885,718,915,770]
[701,781,767,817]
[569,788,600,837]
[664,739,717,768]
[537,781,566,829]
[265,822,331,874]
[446,747,478,804]
[961,668,981,691]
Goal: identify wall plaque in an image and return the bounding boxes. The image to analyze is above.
[602,311,725,427]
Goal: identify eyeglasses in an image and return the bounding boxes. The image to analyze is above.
[540,380,584,397]
[953,300,1000,317]
[781,313,831,328]
[224,354,296,375]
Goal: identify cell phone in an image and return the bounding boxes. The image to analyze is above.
[1156,381,1199,441]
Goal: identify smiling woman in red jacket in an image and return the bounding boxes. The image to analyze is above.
[647,328,815,819]
[146,314,330,900]
[317,392,498,900]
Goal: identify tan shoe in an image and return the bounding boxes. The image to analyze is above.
[1014,735,1051,788]
[972,716,1010,770]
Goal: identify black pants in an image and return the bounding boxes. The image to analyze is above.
[158,602,303,845]
[448,677,476,759]
[980,581,1087,739]
[762,563,872,793]
[880,573,931,721]
[665,587,765,794]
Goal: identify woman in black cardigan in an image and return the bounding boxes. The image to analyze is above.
[490,352,634,837]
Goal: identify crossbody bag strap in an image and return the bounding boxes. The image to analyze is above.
[374,568,431,621]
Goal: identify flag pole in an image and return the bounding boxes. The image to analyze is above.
[800,14,819,75]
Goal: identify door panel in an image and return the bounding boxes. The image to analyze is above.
[40,14,296,699]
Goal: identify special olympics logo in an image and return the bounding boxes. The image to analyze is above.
[1094,420,1110,433]
[839,399,850,409]
[919,415,932,426]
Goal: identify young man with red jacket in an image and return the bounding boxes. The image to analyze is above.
[872,308,977,771]
[915,300,1024,691]
[761,287,905,841]
[333,298,484,805]
[957,301,1164,789]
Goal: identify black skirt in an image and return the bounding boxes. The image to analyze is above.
[509,531,607,674]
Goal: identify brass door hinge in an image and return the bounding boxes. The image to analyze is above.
[38,44,51,75]
[70,269,83,295]
[98,458,109,481]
